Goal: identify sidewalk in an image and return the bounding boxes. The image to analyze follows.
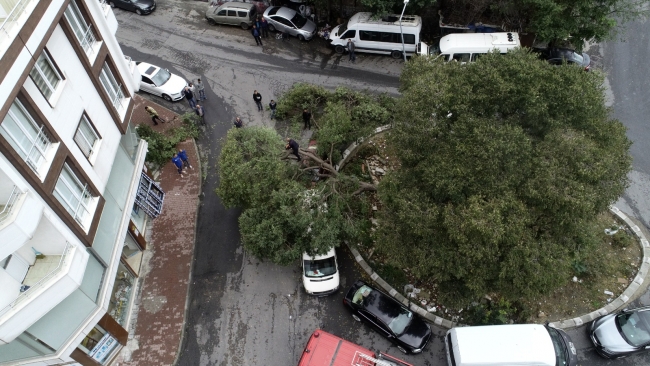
[115,96,200,365]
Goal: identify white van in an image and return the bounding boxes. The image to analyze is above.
[328,12,424,59]
[302,248,339,296]
[445,324,578,366]
[436,32,520,62]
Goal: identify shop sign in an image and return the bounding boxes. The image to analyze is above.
[89,333,119,363]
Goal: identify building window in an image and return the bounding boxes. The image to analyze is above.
[107,262,136,326]
[74,114,100,159]
[0,100,53,173]
[53,163,95,226]
[78,325,121,364]
[29,52,63,100]
[64,0,97,54]
[99,62,125,112]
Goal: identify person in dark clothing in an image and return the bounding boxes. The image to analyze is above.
[285,138,301,161]
[302,108,311,130]
[253,90,263,111]
[178,149,193,169]
[252,25,263,46]
[269,100,277,119]
[234,116,244,128]
[260,17,269,38]
[347,39,356,63]
[172,153,185,176]
[183,86,196,109]
[145,106,165,125]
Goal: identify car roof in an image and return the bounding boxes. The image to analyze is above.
[136,61,159,77]
[303,247,336,261]
[217,2,254,10]
[360,284,407,325]
[267,6,295,18]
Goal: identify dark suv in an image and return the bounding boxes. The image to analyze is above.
[536,47,591,71]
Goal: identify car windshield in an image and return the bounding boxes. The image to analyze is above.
[150,68,171,86]
[387,306,412,335]
[616,310,650,347]
[304,257,336,277]
[290,12,307,28]
[547,327,570,365]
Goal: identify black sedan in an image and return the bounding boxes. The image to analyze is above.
[589,306,650,358]
[537,47,591,71]
[343,280,432,354]
[108,0,156,15]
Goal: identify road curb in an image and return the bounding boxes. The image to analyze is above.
[338,127,650,330]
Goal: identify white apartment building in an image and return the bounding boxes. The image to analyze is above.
[0,0,163,365]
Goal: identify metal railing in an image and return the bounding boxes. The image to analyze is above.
[0,185,23,225]
[0,0,34,44]
[0,242,73,316]
[80,24,97,54]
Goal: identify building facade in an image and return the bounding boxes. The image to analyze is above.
[0,0,159,364]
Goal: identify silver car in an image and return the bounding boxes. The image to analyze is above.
[263,6,316,41]
[205,2,257,30]
[589,306,650,358]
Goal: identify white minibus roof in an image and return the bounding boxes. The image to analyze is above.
[449,324,556,366]
[348,12,422,28]
[439,32,520,54]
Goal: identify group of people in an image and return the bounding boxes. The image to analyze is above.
[171,149,193,177]
[251,16,270,46]
[183,79,206,124]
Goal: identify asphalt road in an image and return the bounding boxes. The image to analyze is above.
[114,2,650,365]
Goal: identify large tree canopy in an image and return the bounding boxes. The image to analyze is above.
[376,50,632,304]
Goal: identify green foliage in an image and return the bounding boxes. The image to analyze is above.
[376,50,632,305]
[275,83,329,120]
[358,0,437,19]
[467,298,522,326]
[611,230,633,248]
[136,113,199,170]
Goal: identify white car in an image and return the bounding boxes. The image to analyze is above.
[302,247,339,296]
[136,61,187,101]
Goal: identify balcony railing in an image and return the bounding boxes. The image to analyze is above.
[0,0,34,45]
[0,186,24,226]
[0,242,73,316]
[80,24,97,54]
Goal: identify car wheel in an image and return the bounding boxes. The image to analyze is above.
[162,94,172,102]
[391,50,402,59]
[334,45,345,54]
[297,34,305,41]
[240,22,249,30]
[397,345,408,354]
[207,18,217,26]
[352,314,361,322]
[108,1,115,8]
[136,9,142,15]
[268,24,276,32]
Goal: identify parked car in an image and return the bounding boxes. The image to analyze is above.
[262,6,316,41]
[107,0,156,15]
[205,2,257,30]
[302,248,339,296]
[136,62,187,101]
[589,306,650,359]
[343,280,432,354]
[537,47,591,71]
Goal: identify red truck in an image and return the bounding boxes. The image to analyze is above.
[298,329,413,366]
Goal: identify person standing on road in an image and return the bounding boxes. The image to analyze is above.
[194,104,205,124]
[234,116,244,128]
[286,137,301,161]
[183,86,196,109]
[145,106,165,125]
[260,17,269,38]
[269,100,277,119]
[178,149,193,169]
[302,108,312,130]
[195,78,206,101]
[253,90,263,111]
[172,153,185,177]
[347,39,356,63]
[252,25,263,46]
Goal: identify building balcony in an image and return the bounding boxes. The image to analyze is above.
[0,170,43,261]
[0,216,89,345]
[0,0,39,60]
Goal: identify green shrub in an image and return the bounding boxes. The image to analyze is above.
[137,112,199,170]
[466,298,520,325]
[611,230,633,248]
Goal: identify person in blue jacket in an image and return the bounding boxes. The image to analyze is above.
[178,149,193,169]
[172,153,185,176]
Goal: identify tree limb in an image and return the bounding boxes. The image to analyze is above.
[352,181,378,196]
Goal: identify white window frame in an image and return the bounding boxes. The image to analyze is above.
[29,52,63,101]
[54,163,95,227]
[64,0,97,55]
[74,114,100,160]
[99,62,125,112]
[0,99,53,174]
